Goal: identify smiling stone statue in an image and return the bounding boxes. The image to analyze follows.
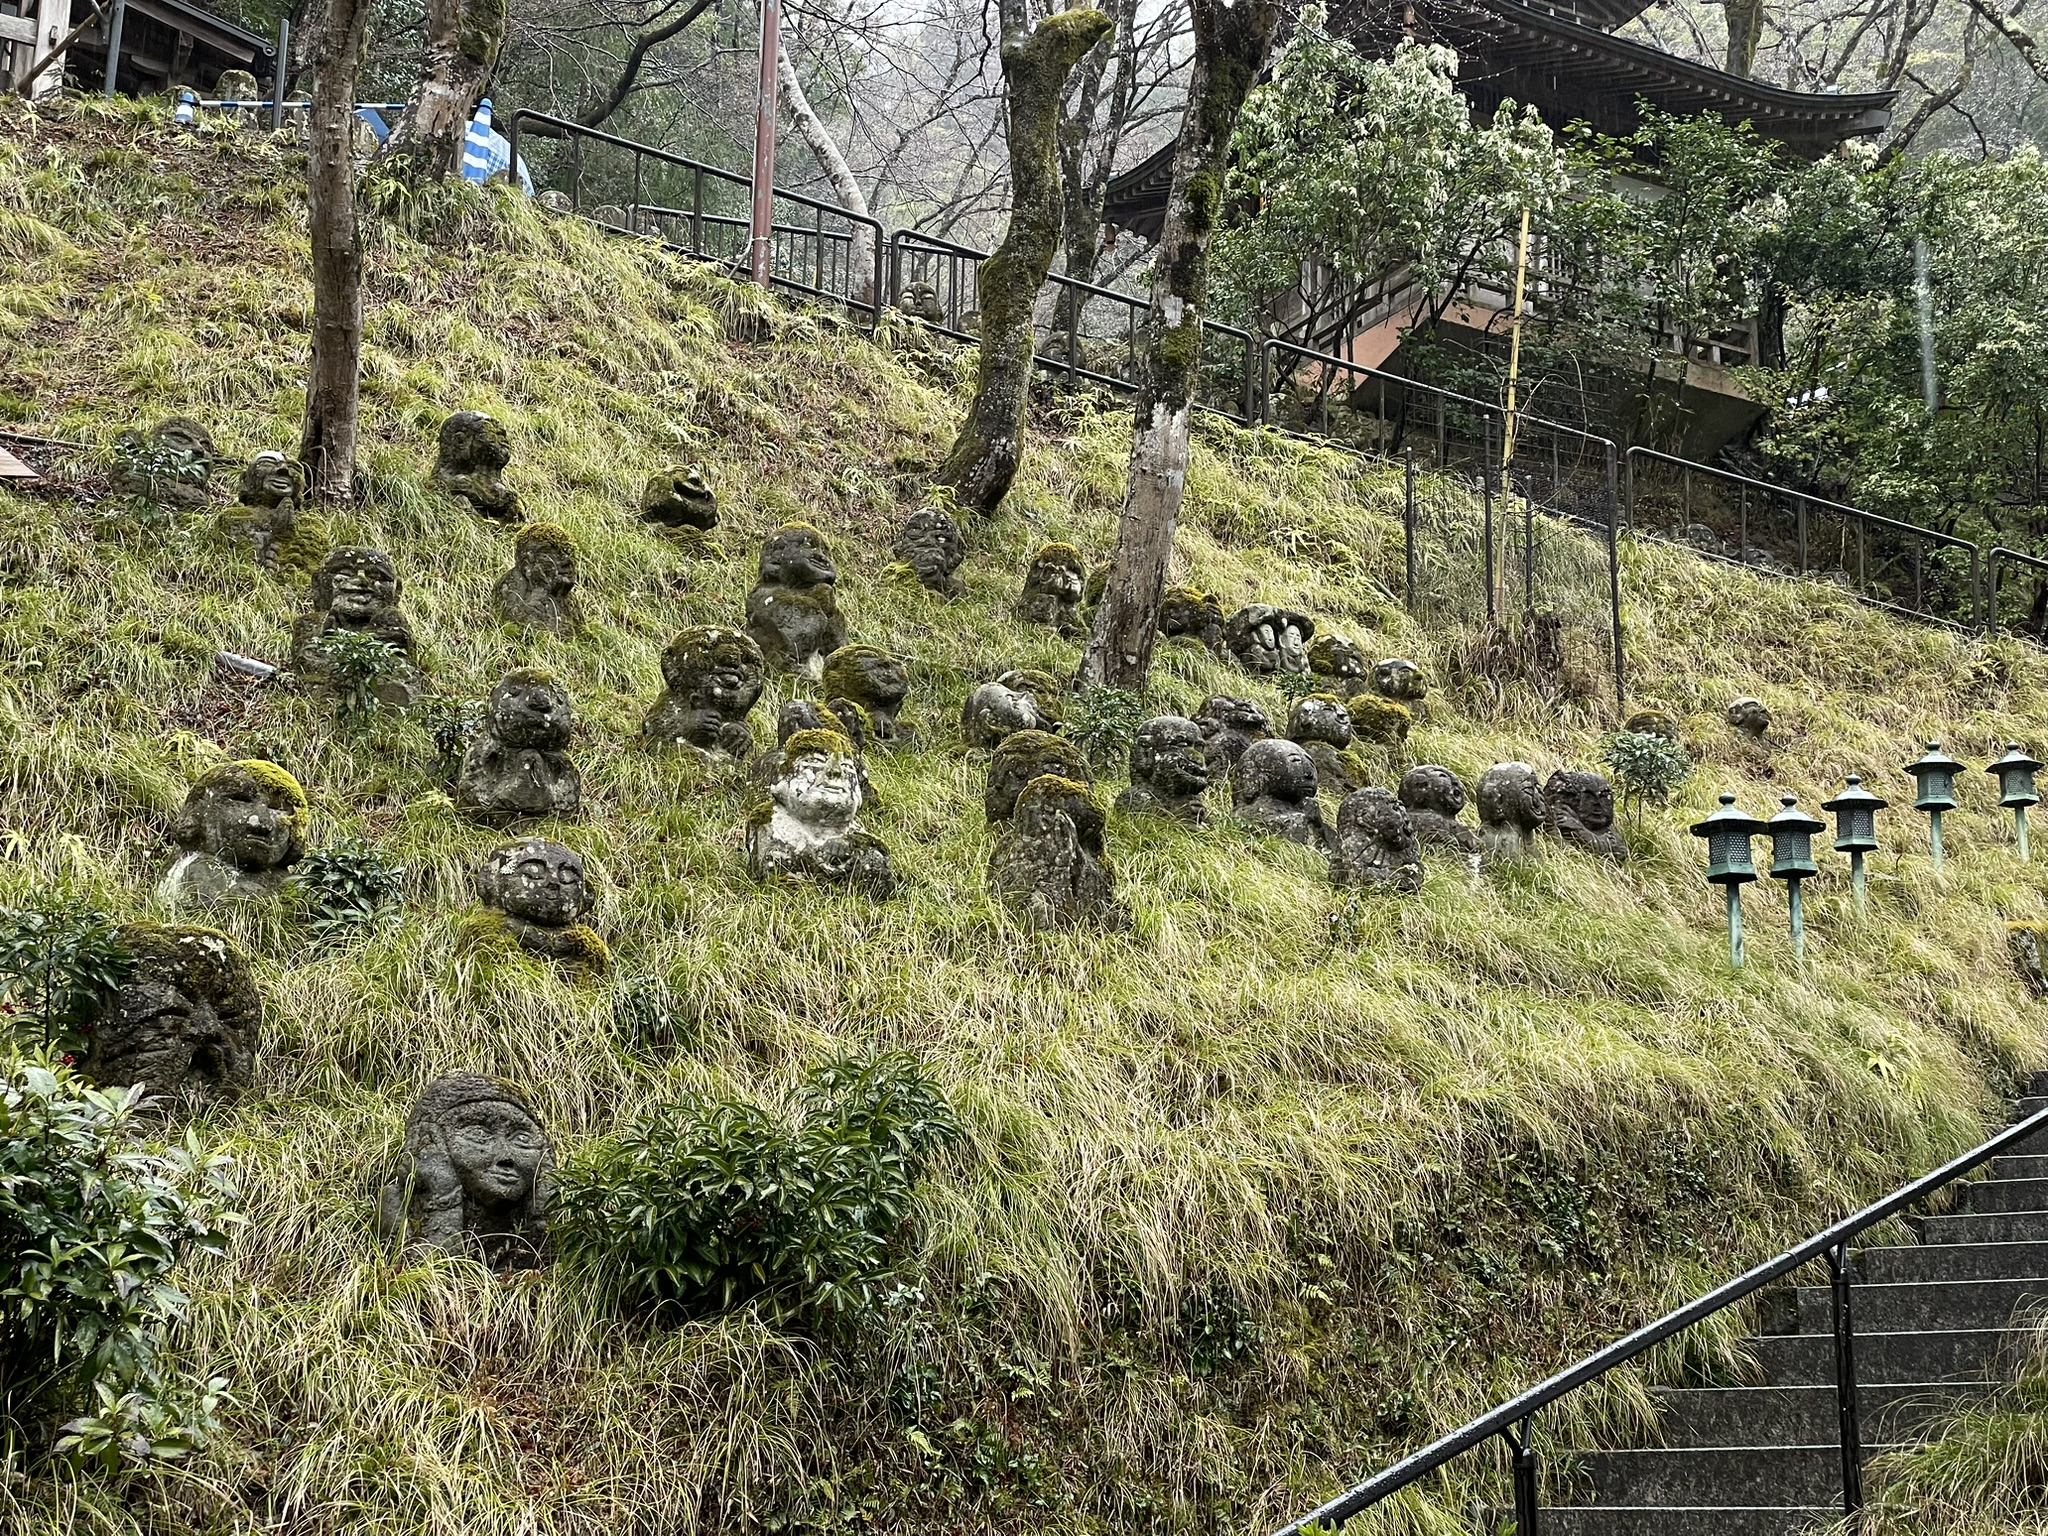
[454,669,582,826]
[159,760,310,907]
[466,835,609,971]
[376,1073,554,1267]
[746,728,895,895]
[642,625,766,762]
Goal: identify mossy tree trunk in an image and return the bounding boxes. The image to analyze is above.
[1722,0,1764,76]
[382,0,505,178]
[935,3,1113,515]
[1078,0,1280,689]
[298,0,375,507]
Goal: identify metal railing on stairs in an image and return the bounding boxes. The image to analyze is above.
[1270,1100,2048,1535]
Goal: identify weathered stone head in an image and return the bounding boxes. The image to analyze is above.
[1308,634,1368,696]
[83,924,260,1107]
[1476,761,1546,866]
[237,450,302,511]
[990,774,1119,930]
[1231,738,1333,853]
[747,728,895,894]
[892,508,967,598]
[223,449,326,571]
[986,729,1093,823]
[431,410,521,521]
[1115,715,1210,823]
[641,466,719,531]
[1398,764,1479,863]
[2011,922,2048,999]
[1332,787,1424,892]
[1019,543,1086,637]
[1346,694,1413,749]
[290,547,419,705]
[962,679,1046,749]
[1195,694,1271,770]
[898,281,946,324]
[1727,696,1772,740]
[1158,587,1225,652]
[471,836,607,968]
[1374,657,1428,703]
[455,669,582,826]
[1288,693,1367,794]
[493,523,580,631]
[822,645,910,744]
[1544,769,1626,861]
[375,1072,552,1268]
[112,417,217,510]
[644,625,765,760]
[747,524,846,676]
[160,759,310,906]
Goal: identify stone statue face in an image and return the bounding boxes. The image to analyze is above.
[1025,553,1084,602]
[1289,697,1353,748]
[488,672,574,750]
[320,549,399,625]
[440,411,510,473]
[1200,695,1268,735]
[517,540,576,596]
[1375,658,1426,701]
[239,452,300,509]
[896,510,964,582]
[1727,696,1771,736]
[174,766,301,872]
[1311,635,1365,680]
[1339,785,1407,841]
[154,417,216,464]
[1242,739,1319,803]
[440,1098,547,1208]
[1226,606,1312,671]
[760,528,836,588]
[776,750,862,826]
[480,839,590,926]
[1399,765,1467,818]
[1547,770,1616,833]
[1478,762,1546,830]
[1132,717,1209,796]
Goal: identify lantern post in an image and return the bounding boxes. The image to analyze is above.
[1691,793,1768,968]
[1766,795,1826,960]
[1822,775,1886,917]
[1988,744,2043,861]
[1905,741,1965,871]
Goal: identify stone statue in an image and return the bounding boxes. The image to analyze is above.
[989,775,1120,930]
[1308,634,1368,697]
[159,759,309,907]
[1287,694,1369,796]
[2011,923,2048,999]
[641,466,719,534]
[1231,739,1334,853]
[642,625,765,761]
[1623,707,1681,742]
[1346,694,1413,749]
[111,417,217,509]
[1195,695,1270,770]
[375,1073,553,1268]
[750,701,876,805]
[1019,543,1086,637]
[986,730,1093,822]
[454,669,582,826]
[1374,657,1428,704]
[431,410,521,521]
[891,508,967,598]
[1331,787,1424,892]
[962,678,1047,749]
[746,524,846,677]
[1398,765,1480,865]
[83,924,260,1107]
[898,281,946,324]
[220,451,324,571]
[536,189,572,215]
[1224,604,1314,673]
[822,645,910,744]
[1476,761,1545,865]
[1728,696,1772,741]
[1114,716,1210,823]
[289,547,420,707]
[1544,769,1627,861]
[746,728,895,895]
[1158,587,1225,652]
[466,836,608,970]
[492,522,581,631]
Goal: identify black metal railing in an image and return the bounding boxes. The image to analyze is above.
[1987,546,2048,639]
[1271,1101,2048,1535]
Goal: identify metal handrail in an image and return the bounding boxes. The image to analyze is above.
[1273,1100,2048,1534]
[1987,546,2048,634]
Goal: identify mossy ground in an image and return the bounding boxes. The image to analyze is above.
[4,94,2048,1535]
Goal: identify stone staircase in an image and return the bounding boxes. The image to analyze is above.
[1544,1076,2048,1535]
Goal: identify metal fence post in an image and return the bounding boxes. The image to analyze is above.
[1504,1417,1539,1536]
[1828,1244,1864,1519]
[102,0,127,96]
[1483,416,1498,623]
[1404,448,1417,613]
[1607,441,1625,709]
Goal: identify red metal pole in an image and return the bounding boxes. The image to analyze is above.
[748,0,780,286]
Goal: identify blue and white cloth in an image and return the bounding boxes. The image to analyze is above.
[460,100,531,192]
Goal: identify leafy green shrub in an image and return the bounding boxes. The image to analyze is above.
[1,1053,239,1469]
[1059,687,1151,772]
[416,695,486,779]
[1275,670,1320,702]
[0,898,129,1053]
[101,437,205,534]
[552,1051,958,1328]
[306,631,409,718]
[1602,729,1692,810]
[288,838,407,943]
[610,974,690,1051]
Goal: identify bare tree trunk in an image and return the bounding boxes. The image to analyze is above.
[1723,0,1765,75]
[382,0,505,177]
[1078,0,1281,688]
[299,0,375,506]
[934,4,1113,515]
[1050,0,1137,359]
[777,44,875,306]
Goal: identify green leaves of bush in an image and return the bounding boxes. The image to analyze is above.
[1602,729,1692,810]
[551,1051,957,1330]
[0,897,130,1054]
[288,838,407,943]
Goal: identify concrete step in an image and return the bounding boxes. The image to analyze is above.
[2014,1095,2048,1117]
[1956,1177,2048,1215]
[2002,1121,2048,1157]
[1915,1210,2048,1245]
[1773,1276,2048,1334]
[1542,1508,1830,1536]
[1753,1327,2027,1386]
[1856,1240,2048,1284]
[1648,1381,1986,1446]
[1990,1155,2048,1180]
[1581,1444,1878,1506]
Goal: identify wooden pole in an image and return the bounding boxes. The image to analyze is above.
[748,0,781,286]
[1500,205,1532,470]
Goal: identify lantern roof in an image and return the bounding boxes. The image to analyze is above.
[1821,774,1888,815]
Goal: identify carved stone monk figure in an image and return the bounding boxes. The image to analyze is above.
[375,1073,553,1267]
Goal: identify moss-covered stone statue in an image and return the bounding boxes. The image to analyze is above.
[822,644,910,745]
[746,728,895,895]
[463,836,609,971]
[746,524,846,677]
[83,924,260,1107]
[641,466,719,538]
[751,700,877,805]
[1223,604,1314,674]
[985,729,1093,822]
[962,669,1064,749]
[1477,761,1545,865]
[1727,696,1773,741]
[1346,694,1413,749]
[2010,922,2048,998]
[1287,694,1370,796]
[890,507,967,598]
[1331,787,1424,892]
[431,410,521,522]
[111,417,217,510]
[989,774,1120,930]
[1624,707,1681,742]
[1231,738,1334,854]
[1544,769,1626,862]
[375,1073,553,1269]
[1158,586,1225,653]
[1194,694,1270,771]
[159,759,310,907]
[455,669,582,826]
[290,546,421,708]
[1399,764,1480,866]
[1114,716,1210,823]
[1374,657,1428,704]
[220,451,326,572]
[1018,543,1086,637]
[492,523,581,632]
[898,281,946,324]
[1308,633,1368,697]
[642,625,766,762]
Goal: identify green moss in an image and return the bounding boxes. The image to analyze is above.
[513,521,575,559]
[1183,170,1220,237]
[195,759,310,848]
[821,645,897,702]
[783,728,855,761]
[115,923,260,1031]
[1346,694,1413,746]
[1033,541,1084,572]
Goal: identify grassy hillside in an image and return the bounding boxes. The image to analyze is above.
[5,93,2048,1536]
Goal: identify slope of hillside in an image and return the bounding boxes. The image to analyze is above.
[5,94,2048,1535]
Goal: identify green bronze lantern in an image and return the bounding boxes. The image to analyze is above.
[1821,774,1887,915]
[1691,792,1768,967]
[1766,795,1826,959]
[1988,744,2043,861]
[1906,740,1966,870]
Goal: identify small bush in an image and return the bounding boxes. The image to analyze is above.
[416,695,486,778]
[1059,686,1151,772]
[610,974,690,1051]
[1602,729,1692,810]
[0,897,129,1054]
[1,1052,239,1469]
[306,631,409,718]
[552,1051,958,1329]
[288,839,407,943]
[101,437,205,534]
[1275,670,1319,702]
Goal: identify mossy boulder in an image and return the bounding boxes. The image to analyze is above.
[1346,694,1413,747]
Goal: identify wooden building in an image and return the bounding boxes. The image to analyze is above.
[2,0,272,101]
